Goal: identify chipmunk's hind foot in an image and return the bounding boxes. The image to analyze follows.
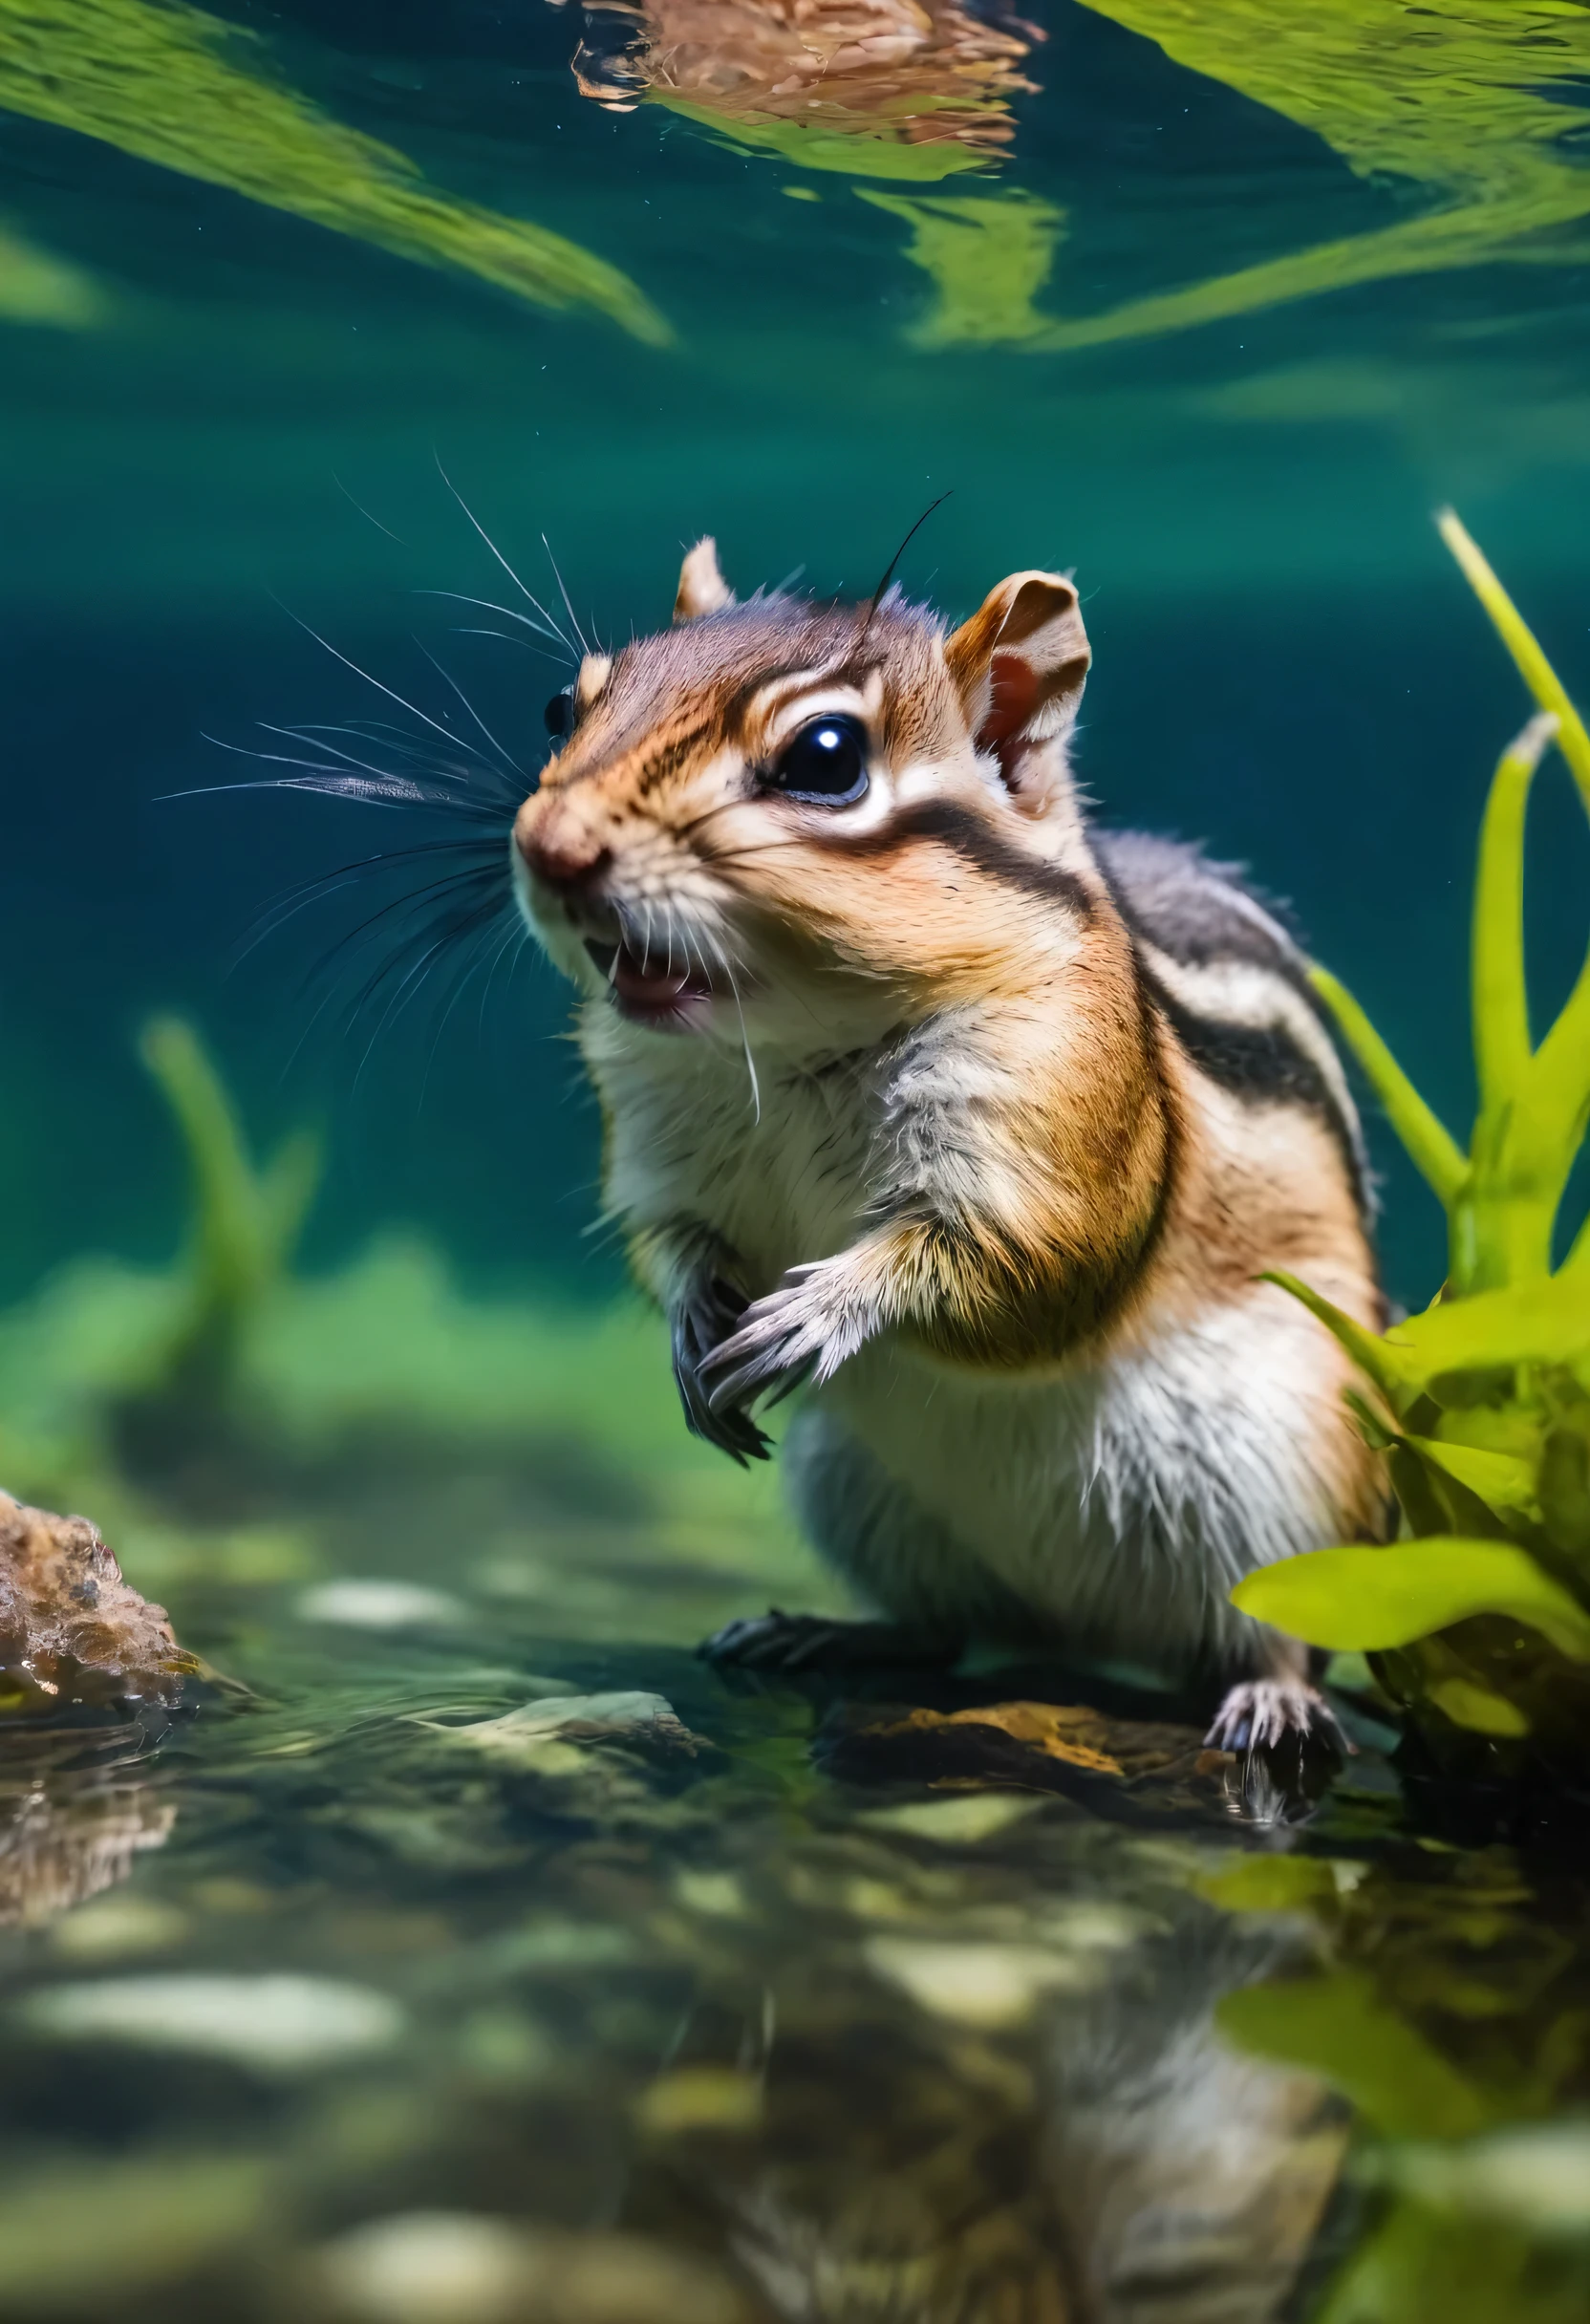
[698,1610,960,1674]
[1207,1677,1350,1825]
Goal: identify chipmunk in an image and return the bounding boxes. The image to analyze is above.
[511,539,1386,1759]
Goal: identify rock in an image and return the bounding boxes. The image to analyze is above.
[816,1694,1231,1822]
[295,1580,468,1630]
[312,2212,751,2324]
[857,1792,1047,1844]
[47,1889,190,1960]
[315,2213,529,2324]
[0,1769,175,1927]
[0,2152,269,2309]
[419,1693,705,1766]
[19,1971,405,2073]
[0,1747,175,1924]
[864,1936,1105,2029]
[0,1490,195,1715]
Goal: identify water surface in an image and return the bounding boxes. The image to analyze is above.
[2,5,1590,2316]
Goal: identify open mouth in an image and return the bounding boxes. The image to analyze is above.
[584,936,715,1026]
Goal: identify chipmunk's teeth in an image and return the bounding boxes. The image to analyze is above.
[582,930,713,1022]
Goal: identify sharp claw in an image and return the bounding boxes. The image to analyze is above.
[674,1286,782,1461]
[763,1359,817,1409]
[1205,1679,1350,1767]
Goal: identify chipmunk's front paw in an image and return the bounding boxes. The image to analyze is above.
[699,1265,864,1417]
[1207,1678,1350,1824]
[1205,1676,1346,1756]
[672,1278,772,1466]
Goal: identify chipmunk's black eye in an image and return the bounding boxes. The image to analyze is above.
[764,713,870,805]
[544,688,574,740]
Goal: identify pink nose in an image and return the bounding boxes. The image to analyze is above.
[516,812,610,893]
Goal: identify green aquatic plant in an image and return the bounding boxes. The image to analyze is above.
[0,217,101,325]
[1234,515,1590,1783]
[0,0,668,341]
[1210,1848,1590,2322]
[861,2,1590,353]
[655,96,990,183]
[0,1018,816,1627]
[1032,0,1590,349]
[135,1016,320,1407]
[855,189,1065,343]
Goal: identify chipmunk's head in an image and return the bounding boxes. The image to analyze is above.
[512,538,1092,1051]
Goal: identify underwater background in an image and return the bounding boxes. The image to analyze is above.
[4,0,1590,1315]
[4,6,1590,2321]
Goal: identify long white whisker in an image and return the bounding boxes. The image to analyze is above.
[415,589,569,653]
[450,625,567,667]
[476,916,526,1037]
[419,907,516,1102]
[541,534,591,656]
[713,934,761,1123]
[261,721,491,785]
[413,640,523,777]
[433,457,576,654]
[332,471,406,544]
[256,724,450,785]
[272,602,472,756]
[353,887,505,1092]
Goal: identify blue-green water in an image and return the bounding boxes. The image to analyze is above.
[3,5,1590,2318]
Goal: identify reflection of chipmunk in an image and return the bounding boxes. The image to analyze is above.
[513,540,1386,1756]
[634,1908,1344,2321]
[555,0,1040,156]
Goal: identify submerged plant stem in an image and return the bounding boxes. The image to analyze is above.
[1307,966,1466,1212]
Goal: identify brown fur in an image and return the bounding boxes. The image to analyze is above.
[513,544,1386,1724]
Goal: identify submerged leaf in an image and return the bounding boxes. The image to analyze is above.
[1042,3,1590,348]
[1425,1679,1532,1736]
[1218,1969,1491,2140]
[1232,1539,1590,1662]
[0,0,668,341]
[656,97,990,182]
[857,190,1066,344]
[0,217,102,326]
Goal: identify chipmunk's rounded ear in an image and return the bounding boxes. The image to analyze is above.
[945,571,1090,785]
[674,537,736,623]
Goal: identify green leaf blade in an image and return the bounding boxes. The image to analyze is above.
[1472,716,1553,1114]
[1231,1538,1590,1662]
[1217,1970,1491,2141]
[1386,1277,1590,1375]
[1263,1270,1426,1414]
[1306,967,1467,1209]
[1437,509,1590,815]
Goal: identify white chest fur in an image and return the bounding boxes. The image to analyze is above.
[586,1006,1354,1675]
[801,1288,1351,1670]
[589,1010,882,1294]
